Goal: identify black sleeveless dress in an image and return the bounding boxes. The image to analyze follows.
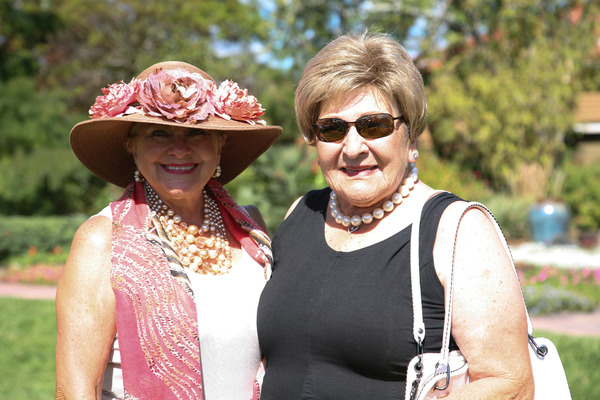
[257,189,461,399]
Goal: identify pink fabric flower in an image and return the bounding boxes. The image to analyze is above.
[214,80,266,125]
[137,69,216,123]
[88,68,268,126]
[89,80,140,118]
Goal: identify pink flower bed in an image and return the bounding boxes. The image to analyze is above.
[0,265,64,285]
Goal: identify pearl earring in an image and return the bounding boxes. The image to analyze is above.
[212,165,222,178]
[134,169,145,182]
[411,150,419,162]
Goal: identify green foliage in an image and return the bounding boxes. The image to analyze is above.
[0,0,60,80]
[364,0,442,57]
[268,0,431,80]
[520,265,600,306]
[47,0,273,109]
[0,78,79,156]
[0,215,86,264]
[250,67,298,143]
[0,146,116,215]
[0,0,597,245]
[418,149,533,240]
[0,298,56,400]
[4,253,68,270]
[0,76,114,216]
[426,1,599,195]
[417,148,492,201]
[560,159,600,231]
[523,284,597,316]
[226,142,325,234]
[483,195,532,241]
[268,0,363,80]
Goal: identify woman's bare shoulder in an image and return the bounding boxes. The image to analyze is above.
[59,215,113,290]
[73,215,112,258]
[284,197,303,219]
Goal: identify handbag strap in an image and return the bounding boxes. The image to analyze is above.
[410,200,534,363]
[410,190,449,346]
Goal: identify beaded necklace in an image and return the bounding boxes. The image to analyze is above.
[144,182,232,274]
[329,165,418,233]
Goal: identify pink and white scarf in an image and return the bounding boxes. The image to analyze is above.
[110,180,271,399]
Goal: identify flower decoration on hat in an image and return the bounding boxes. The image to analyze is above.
[89,80,140,118]
[213,80,264,125]
[89,68,266,125]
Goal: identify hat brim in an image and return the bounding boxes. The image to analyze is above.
[70,113,281,188]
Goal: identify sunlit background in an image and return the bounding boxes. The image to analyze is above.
[0,1,599,398]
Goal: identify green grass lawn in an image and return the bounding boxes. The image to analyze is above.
[0,297,598,399]
[535,330,600,400]
[0,298,56,400]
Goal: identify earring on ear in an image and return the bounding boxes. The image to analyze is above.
[212,165,222,179]
[409,163,419,181]
[134,169,145,182]
[411,150,419,162]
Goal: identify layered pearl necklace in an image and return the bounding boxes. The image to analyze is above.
[329,166,418,233]
[144,182,232,275]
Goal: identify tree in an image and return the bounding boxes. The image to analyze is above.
[0,0,60,81]
[267,0,434,81]
[0,76,113,215]
[45,0,274,110]
[424,0,599,197]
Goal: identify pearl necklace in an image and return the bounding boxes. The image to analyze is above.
[329,166,418,233]
[144,182,232,275]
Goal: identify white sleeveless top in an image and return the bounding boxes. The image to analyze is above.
[96,206,266,400]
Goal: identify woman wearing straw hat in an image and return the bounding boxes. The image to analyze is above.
[56,61,281,399]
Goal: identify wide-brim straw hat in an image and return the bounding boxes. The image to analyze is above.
[70,61,282,187]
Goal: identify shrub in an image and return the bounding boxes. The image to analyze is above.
[417,149,493,202]
[518,265,600,315]
[561,159,600,231]
[0,215,86,264]
[484,195,532,241]
[417,151,533,241]
[523,284,597,316]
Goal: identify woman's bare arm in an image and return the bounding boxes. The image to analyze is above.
[55,216,116,400]
[434,204,534,400]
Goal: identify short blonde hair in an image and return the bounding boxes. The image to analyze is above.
[295,31,427,145]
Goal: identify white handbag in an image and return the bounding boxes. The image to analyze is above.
[405,200,571,400]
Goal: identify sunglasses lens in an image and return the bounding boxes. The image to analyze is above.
[314,114,399,142]
[356,114,395,138]
[315,119,347,142]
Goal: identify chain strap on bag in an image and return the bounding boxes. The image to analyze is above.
[405,199,572,400]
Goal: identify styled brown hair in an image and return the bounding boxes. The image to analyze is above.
[295,31,427,145]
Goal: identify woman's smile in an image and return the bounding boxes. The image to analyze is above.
[162,163,199,174]
[340,165,378,177]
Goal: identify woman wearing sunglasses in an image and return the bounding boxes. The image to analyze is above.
[257,31,534,399]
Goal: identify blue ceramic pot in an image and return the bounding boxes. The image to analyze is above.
[529,201,571,245]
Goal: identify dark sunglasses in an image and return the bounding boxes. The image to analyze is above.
[313,113,405,142]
